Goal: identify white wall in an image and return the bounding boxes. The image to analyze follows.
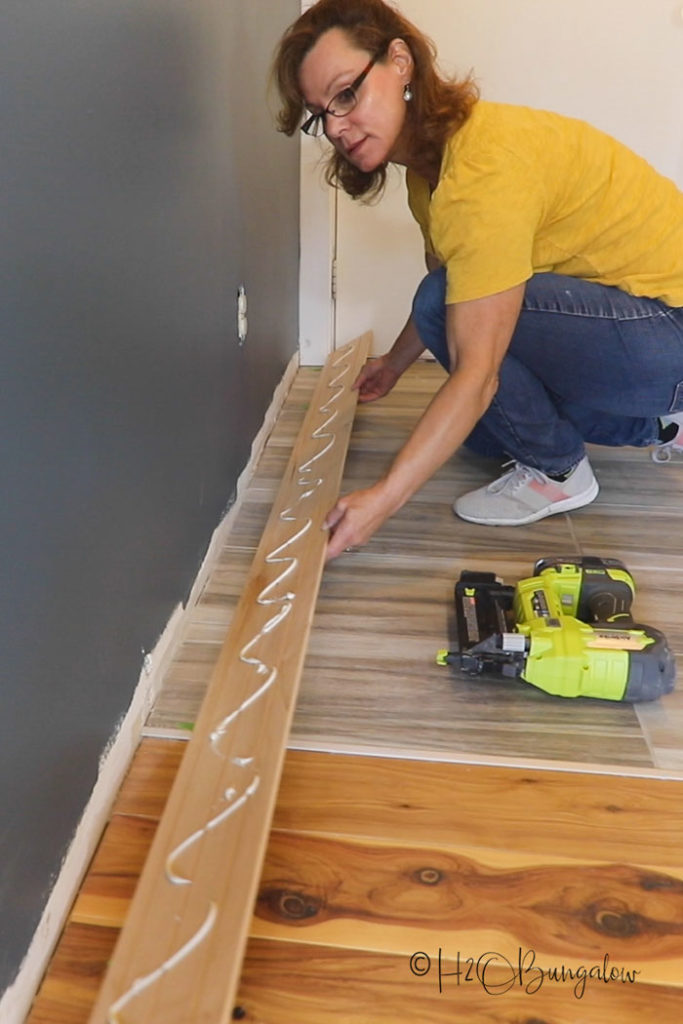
[411,0,683,178]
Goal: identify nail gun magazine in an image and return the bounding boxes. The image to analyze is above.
[437,557,675,701]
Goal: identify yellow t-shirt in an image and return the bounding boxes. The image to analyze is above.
[406,101,683,307]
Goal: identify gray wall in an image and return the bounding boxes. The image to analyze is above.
[0,0,300,994]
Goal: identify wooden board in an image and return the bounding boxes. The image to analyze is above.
[252,830,683,984]
[27,924,120,1024]
[30,741,683,1024]
[236,939,683,1023]
[273,750,683,868]
[87,335,370,1024]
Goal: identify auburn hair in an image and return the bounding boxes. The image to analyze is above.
[272,0,478,200]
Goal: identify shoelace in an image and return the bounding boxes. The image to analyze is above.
[489,461,549,493]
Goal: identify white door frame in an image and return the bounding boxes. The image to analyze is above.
[298,135,336,366]
[297,0,336,367]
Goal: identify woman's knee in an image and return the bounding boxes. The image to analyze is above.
[412,266,447,327]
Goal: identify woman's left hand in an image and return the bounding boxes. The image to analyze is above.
[323,485,396,562]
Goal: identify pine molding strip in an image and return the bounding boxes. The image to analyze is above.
[88,333,371,1024]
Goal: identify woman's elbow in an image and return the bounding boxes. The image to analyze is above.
[448,360,500,410]
[475,370,500,412]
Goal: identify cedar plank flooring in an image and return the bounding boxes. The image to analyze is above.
[28,363,683,1021]
[29,741,683,1022]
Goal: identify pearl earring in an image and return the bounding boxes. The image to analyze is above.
[403,83,413,102]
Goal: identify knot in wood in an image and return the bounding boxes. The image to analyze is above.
[415,867,443,886]
[587,899,641,938]
[275,888,321,921]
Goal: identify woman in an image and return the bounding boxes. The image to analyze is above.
[274,0,683,562]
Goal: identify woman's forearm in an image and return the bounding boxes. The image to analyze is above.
[324,285,524,561]
[377,286,525,512]
[323,367,493,561]
[378,368,496,512]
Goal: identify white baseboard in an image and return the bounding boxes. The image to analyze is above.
[1,350,300,1024]
[182,350,300,614]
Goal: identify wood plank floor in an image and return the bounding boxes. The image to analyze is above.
[148,362,683,774]
[28,741,683,1022]
[27,362,683,1022]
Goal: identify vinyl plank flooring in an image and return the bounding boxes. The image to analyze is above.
[146,362,683,776]
[637,693,683,771]
[146,548,254,731]
[292,550,652,767]
[215,497,275,550]
[586,441,683,511]
[569,502,683,569]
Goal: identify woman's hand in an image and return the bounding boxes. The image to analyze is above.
[352,315,426,402]
[353,356,400,403]
[323,484,397,562]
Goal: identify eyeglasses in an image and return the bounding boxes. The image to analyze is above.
[301,52,383,137]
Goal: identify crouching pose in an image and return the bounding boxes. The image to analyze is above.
[273,0,683,560]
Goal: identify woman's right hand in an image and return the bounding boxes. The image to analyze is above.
[352,356,401,403]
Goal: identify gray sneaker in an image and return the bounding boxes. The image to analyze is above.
[454,456,599,526]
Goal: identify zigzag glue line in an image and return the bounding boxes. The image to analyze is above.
[107,342,358,1022]
[165,775,261,886]
[107,903,218,1023]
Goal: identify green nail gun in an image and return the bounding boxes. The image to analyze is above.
[437,556,675,701]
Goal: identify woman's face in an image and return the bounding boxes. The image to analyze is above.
[298,28,412,172]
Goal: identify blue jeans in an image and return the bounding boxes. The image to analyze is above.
[412,269,683,475]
